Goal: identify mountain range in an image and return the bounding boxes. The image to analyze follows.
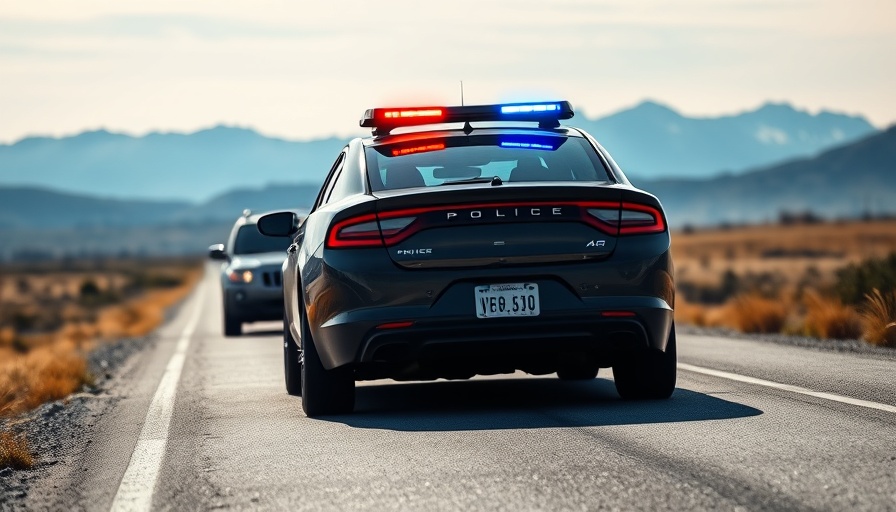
[0,101,876,203]
[642,125,896,226]
[1,124,893,260]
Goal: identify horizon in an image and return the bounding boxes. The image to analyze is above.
[2,0,894,144]
[0,98,884,146]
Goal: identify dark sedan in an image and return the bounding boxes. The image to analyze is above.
[259,101,676,416]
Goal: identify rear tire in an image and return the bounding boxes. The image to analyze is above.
[300,310,354,417]
[613,324,677,400]
[223,307,242,337]
[284,314,302,396]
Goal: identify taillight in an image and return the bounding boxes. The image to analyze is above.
[587,203,665,235]
[585,207,619,234]
[326,213,418,248]
[327,214,382,248]
[618,202,665,235]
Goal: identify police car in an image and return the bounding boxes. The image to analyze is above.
[258,101,676,416]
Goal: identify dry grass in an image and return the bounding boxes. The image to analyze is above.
[0,430,34,470]
[0,341,92,415]
[0,262,202,420]
[802,290,864,340]
[862,289,896,347]
[673,220,896,345]
[674,297,711,327]
[726,294,789,334]
[673,219,896,294]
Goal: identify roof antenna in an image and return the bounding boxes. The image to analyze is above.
[460,80,464,106]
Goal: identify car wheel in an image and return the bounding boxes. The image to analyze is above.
[284,314,302,396]
[300,309,354,417]
[223,306,242,337]
[613,324,677,400]
[557,367,599,380]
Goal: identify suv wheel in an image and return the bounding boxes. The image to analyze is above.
[300,310,354,416]
[284,314,302,396]
[613,324,677,400]
[223,307,242,337]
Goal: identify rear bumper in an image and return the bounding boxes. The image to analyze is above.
[313,296,672,377]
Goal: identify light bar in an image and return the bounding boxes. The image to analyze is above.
[360,100,574,135]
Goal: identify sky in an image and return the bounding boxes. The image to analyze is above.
[1,0,895,143]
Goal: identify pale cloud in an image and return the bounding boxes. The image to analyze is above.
[1,0,894,142]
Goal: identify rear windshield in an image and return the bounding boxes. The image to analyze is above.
[365,134,612,191]
[232,225,292,255]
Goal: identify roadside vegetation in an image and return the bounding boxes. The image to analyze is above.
[674,218,896,347]
[0,258,201,469]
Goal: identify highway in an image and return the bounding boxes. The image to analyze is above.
[11,266,896,511]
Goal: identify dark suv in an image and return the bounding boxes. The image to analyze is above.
[209,210,296,336]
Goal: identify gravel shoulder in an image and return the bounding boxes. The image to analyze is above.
[677,323,896,361]
[0,334,158,509]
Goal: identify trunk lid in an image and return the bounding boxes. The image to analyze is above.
[371,183,623,269]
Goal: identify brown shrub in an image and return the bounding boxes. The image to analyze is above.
[0,430,34,470]
[802,289,864,340]
[0,261,201,422]
[862,289,896,347]
[674,298,709,326]
[728,294,788,333]
[0,340,91,417]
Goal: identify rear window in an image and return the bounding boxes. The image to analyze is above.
[365,134,611,191]
[232,225,292,255]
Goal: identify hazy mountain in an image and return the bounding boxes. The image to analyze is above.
[169,183,320,222]
[643,125,896,227]
[574,101,875,179]
[0,184,320,230]
[0,186,190,229]
[0,126,347,202]
[0,102,875,202]
[0,183,321,259]
[2,125,893,259]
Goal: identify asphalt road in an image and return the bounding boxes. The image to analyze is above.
[15,266,896,511]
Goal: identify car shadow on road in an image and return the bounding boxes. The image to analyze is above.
[324,377,762,431]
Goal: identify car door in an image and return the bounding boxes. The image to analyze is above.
[286,148,348,334]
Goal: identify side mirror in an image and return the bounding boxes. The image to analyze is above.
[257,211,300,237]
[208,244,227,260]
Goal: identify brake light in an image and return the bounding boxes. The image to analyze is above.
[326,214,381,248]
[587,203,665,235]
[326,213,418,248]
[601,311,636,318]
[376,321,414,330]
[618,203,666,235]
[391,143,445,157]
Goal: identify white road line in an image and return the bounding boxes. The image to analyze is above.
[678,362,896,414]
[110,284,206,512]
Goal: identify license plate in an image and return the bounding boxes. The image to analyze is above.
[475,283,540,318]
